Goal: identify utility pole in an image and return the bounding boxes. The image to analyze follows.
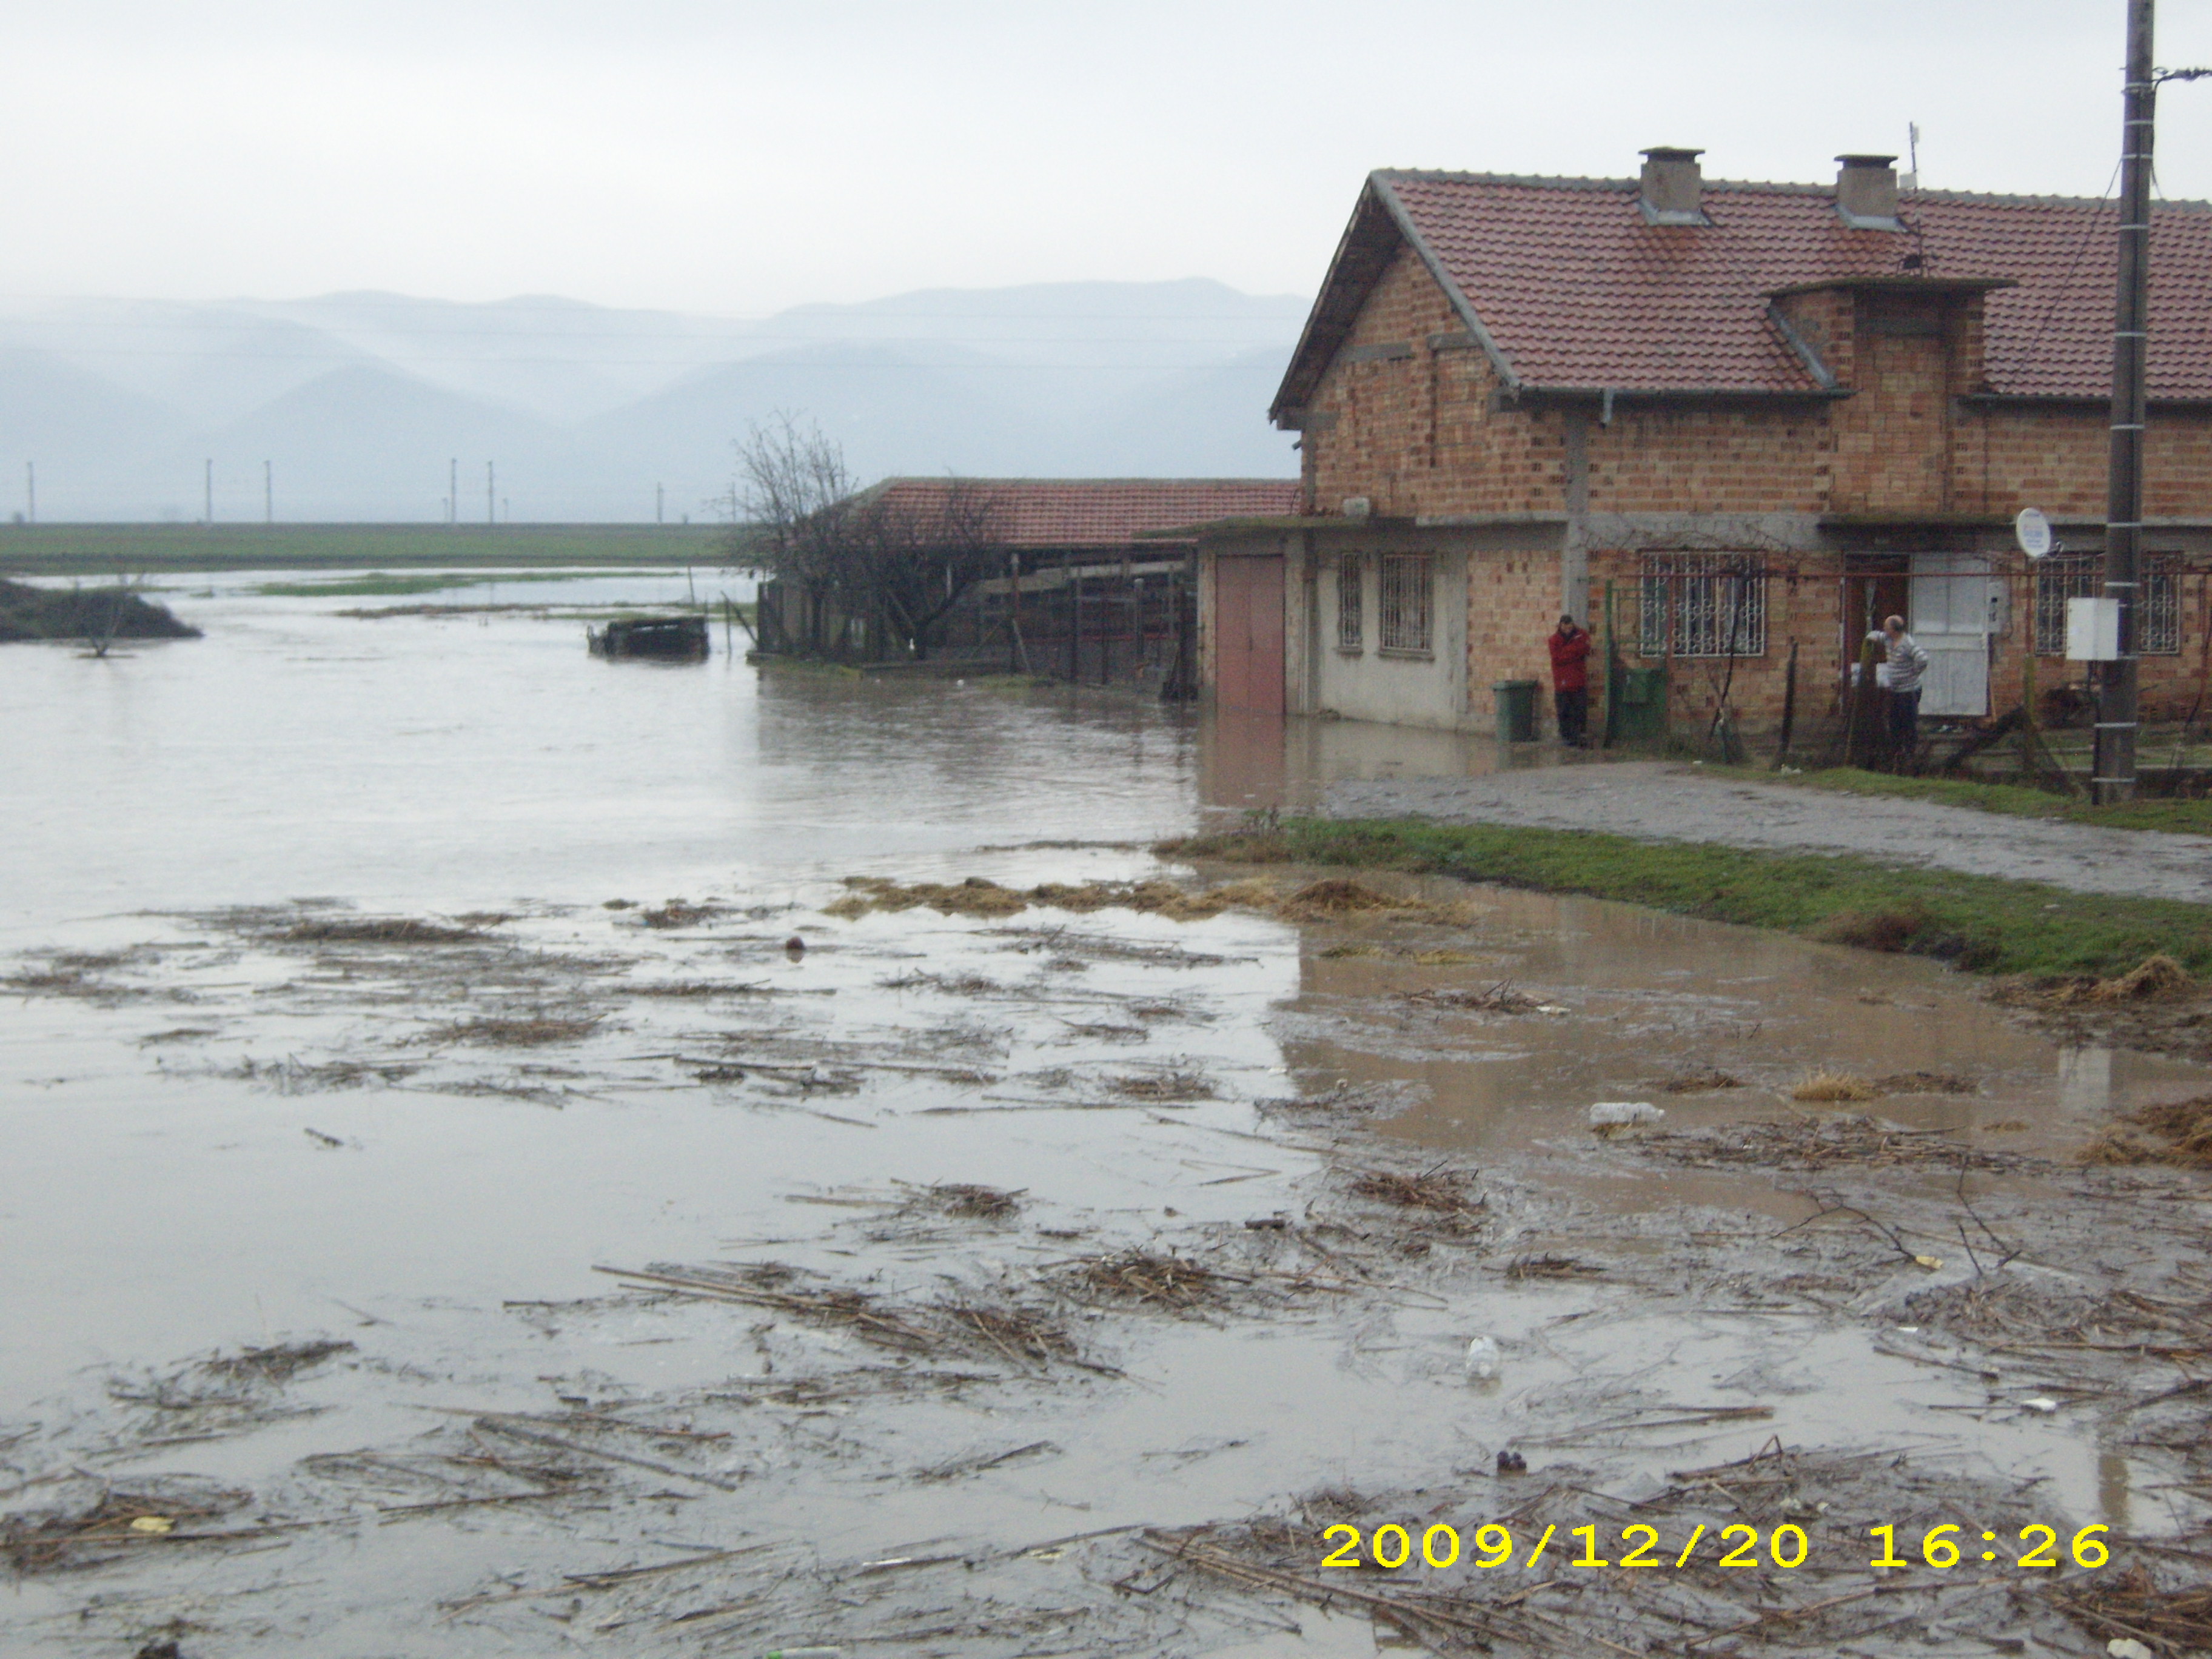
[656,482,664,525]
[24,461,33,525]
[2096,2,2210,802]
[486,461,495,528]
[264,460,273,525]
[449,458,458,527]
[204,459,214,527]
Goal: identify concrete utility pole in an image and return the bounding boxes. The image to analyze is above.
[656,483,664,525]
[449,458,458,527]
[24,461,33,525]
[2097,1,2211,802]
[204,460,214,527]
[487,461,496,528]
[264,460,273,525]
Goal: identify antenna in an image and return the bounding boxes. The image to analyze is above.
[2014,507,2054,560]
[1903,122,1921,190]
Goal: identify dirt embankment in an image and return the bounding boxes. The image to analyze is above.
[1326,760,2212,908]
[0,578,199,643]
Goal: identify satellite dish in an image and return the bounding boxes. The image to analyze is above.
[2014,508,2054,560]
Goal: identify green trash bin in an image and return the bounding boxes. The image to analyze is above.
[1493,679,1538,745]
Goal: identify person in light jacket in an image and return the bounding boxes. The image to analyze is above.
[1873,614,1929,751]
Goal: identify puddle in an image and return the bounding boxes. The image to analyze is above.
[4,579,2208,1656]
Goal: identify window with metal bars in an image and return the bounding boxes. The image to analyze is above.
[2033,555,2100,655]
[1378,554,1433,655]
[1336,557,1363,651]
[2031,555,2179,655]
[2143,554,2182,655]
[1637,554,1766,657]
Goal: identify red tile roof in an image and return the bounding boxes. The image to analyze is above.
[1274,170,2212,416]
[862,477,1302,548]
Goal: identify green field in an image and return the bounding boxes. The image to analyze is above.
[0,524,735,576]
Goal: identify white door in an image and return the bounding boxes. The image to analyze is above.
[1909,554,1996,717]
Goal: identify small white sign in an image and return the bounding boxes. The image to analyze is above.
[2066,596,2121,660]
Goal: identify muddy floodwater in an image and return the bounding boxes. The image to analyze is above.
[5,574,2211,1658]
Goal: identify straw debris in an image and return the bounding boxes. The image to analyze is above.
[2,1480,250,1574]
[1346,1166,1481,1216]
[1658,1067,1744,1093]
[2078,1093,2212,1168]
[1399,982,1540,1014]
[279,917,492,945]
[1789,1070,1876,1102]
[1107,1070,1213,1102]
[1059,1249,1228,1313]
[2051,1568,2212,1652]
[1638,1114,2043,1171]
[427,1015,602,1047]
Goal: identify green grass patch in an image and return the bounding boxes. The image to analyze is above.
[1158,816,2212,981]
[1762,766,2212,837]
[250,569,677,598]
[0,525,731,577]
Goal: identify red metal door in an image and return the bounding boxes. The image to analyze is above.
[1215,555,1285,714]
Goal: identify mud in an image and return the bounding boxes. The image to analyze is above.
[7,865,2211,1658]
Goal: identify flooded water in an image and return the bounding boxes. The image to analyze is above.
[4,573,2207,1657]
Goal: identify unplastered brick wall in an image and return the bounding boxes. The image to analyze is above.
[1951,404,2212,518]
[1579,405,1831,515]
[1465,550,1566,723]
[1304,253,2210,526]
[1586,549,1840,732]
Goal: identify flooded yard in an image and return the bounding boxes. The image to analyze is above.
[4,575,2210,1657]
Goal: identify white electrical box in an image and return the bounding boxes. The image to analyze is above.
[2066,596,2122,661]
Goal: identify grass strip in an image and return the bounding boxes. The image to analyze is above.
[1159,817,2212,981]
[249,569,674,598]
[1755,766,2212,837]
[0,525,729,577]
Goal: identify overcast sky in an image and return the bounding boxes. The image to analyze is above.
[5,0,2210,317]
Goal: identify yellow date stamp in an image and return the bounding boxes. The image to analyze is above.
[1321,1521,2113,1573]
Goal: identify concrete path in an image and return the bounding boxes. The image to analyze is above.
[1324,762,2212,906]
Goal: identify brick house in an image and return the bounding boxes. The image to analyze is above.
[1190,149,2212,739]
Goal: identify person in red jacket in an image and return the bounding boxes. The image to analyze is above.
[1547,614,1592,746]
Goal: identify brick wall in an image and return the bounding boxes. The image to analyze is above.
[1302,247,2212,524]
[1466,552,1566,722]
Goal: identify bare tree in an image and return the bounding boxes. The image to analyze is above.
[718,413,859,654]
[718,414,1002,662]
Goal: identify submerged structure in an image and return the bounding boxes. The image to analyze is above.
[588,614,709,660]
[754,477,1299,694]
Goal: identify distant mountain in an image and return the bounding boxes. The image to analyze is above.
[0,280,1302,521]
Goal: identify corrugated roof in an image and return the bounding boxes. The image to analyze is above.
[1274,170,2212,415]
[862,478,1302,547]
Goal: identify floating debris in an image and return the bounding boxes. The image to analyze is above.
[1789,1070,1876,1102]
[1587,1101,1663,1135]
[1400,981,1540,1014]
[278,917,492,945]
[1658,1067,1743,1093]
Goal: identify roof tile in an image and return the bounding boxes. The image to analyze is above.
[1375,172,2212,400]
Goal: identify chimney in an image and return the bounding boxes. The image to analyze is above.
[1638,147,1708,225]
[1835,155,1904,230]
